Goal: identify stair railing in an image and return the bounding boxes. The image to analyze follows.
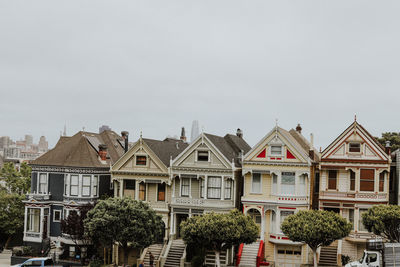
[137,247,149,267]
[180,244,187,267]
[236,243,244,266]
[256,240,264,267]
[159,239,173,267]
[156,243,168,267]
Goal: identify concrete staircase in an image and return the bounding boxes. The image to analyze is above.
[319,245,338,266]
[238,240,260,267]
[47,240,63,262]
[143,244,163,267]
[204,249,227,266]
[164,239,186,267]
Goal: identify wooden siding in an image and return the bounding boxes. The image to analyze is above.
[191,179,200,199]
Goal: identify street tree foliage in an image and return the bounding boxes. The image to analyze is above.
[281,210,352,267]
[0,162,31,194]
[84,197,164,266]
[61,203,94,264]
[180,209,259,267]
[376,132,400,152]
[0,188,25,246]
[362,205,400,242]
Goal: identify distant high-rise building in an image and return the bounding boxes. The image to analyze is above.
[190,120,200,142]
[99,125,111,133]
[0,136,11,149]
[38,136,48,152]
[25,135,33,147]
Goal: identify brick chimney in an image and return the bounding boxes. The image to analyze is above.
[180,127,187,142]
[121,131,129,153]
[236,128,243,138]
[98,144,108,161]
[296,123,302,134]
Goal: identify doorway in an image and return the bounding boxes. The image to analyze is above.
[176,214,189,238]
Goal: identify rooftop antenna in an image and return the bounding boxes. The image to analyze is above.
[63,124,67,136]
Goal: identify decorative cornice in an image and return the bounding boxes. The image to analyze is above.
[243,161,309,167]
[111,170,169,176]
[171,167,233,174]
[31,165,109,174]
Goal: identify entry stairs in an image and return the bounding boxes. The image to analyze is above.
[143,243,163,267]
[238,240,261,267]
[318,245,338,266]
[204,249,228,266]
[164,239,186,267]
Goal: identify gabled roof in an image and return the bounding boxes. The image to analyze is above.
[142,138,189,167]
[203,133,251,167]
[289,129,320,162]
[30,130,125,168]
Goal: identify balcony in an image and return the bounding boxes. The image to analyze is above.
[26,192,51,201]
[171,197,234,209]
[63,196,98,203]
[268,233,303,245]
[319,191,387,202]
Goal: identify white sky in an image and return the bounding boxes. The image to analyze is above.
[1,1,399,149]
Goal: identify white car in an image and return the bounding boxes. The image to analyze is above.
[10,257,63,267]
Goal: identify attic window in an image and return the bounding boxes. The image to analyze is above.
[271,145,282,156]
[197,151,209,162]
[136,156,147,166]
[349,143,361,153]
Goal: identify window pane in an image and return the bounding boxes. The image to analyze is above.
[349,143,361,152]
[71,175,78,185]
[328,170,337,190]
[252,173,261,193]
[125,180,136,190]
[83,176,91,186]
[280,210,294,232]
[158,183,165,201]
[207,177,221,199]
[360,169,375,191]
[271,145,282,155]
[136,156,147,165]
[181,178,190,196]
[359,209,368,231]
[350,170,355,191]
[224,179,232,199]
[379,173,384,192]
[281,172,295,195]
[139,183,146,200]
[197,151,209,161]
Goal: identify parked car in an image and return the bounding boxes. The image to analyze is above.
[10,257,64,267]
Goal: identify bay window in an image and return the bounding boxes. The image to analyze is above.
[70,175,79,196]
[224,179,232,200]
[251,173,261,193]
[139,182,146,201]
[38,173,47,194]
[82,175,91,196]
[281,172,295,195]
[360,169,374,192]
[181,178,190,197]
[27,208,40,233]
[207,176,221,199]
[328,170,337,190]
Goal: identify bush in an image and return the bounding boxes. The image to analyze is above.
[342,255,351,265]
[89,258,103,267]
[191,255,204,267]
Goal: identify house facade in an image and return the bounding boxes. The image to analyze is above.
[110,135,188,265]
[319,121,391,262]
[241,125,318,267]
[169,130,251,240]
[24,130,124,259]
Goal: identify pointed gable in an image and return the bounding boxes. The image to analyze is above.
[322,121,390,162]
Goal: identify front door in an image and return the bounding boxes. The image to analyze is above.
[176,214,188,238]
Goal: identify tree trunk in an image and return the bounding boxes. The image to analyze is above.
[215,250,221,267]
[313,249,318,267]
[4,235,11,249]
[123,245,130,267]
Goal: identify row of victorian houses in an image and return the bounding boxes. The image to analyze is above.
[23,120,394,267]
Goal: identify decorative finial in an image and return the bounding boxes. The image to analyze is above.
[354,114,357,122]
[275,118,278,128]
[140,131,142,138]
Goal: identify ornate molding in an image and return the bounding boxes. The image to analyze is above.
[31,165,109,174]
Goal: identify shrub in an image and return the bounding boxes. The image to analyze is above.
[342,255,351,265]
[191,255,204,267]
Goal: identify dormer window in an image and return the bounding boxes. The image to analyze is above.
[197,151,209,162]
[349,143,361,153]
[271,145,282,156]
[136,155,147,166]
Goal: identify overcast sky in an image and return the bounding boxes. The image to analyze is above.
[1,1,399,150]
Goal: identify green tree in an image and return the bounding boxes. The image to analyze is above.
[376,132,400,152]
[362,204,400,242]
[0,162,31,194]
[84,197,164,266]
[281,210,352,267]
[0,188,25,247]
[180,209,259,267]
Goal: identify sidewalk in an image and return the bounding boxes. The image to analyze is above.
[0,249,12,266]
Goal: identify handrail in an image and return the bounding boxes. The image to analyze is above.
[236,243,244,266]
[256,240,264,267]
[159,239,173,267]
[136,247,148,267]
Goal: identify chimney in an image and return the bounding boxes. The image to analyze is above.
[236,128,243,138]
[180,127,187,142]
[296,123,302,134]
[385,141,391,155]
[121,131,129,153]
[309,133,314,160]
[98,144,108,161]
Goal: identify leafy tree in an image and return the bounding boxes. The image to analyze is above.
[84,197,164,266]
[180,209,259,267]
[362,204,400,242]
[0,189,25,247]
[281,210,352,267]
[376,132,400,152]
[61,203,94,264]
[0,162,31,194]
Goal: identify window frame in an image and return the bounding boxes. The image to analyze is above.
[251,173,262,194]
[181,178,190,197]
[207,176,222,199]
[124,180,136,190]
[224,178,232,200]
[82,175,91,197]
[27,208,41,233]
[360,169,375,192]
[135,155,147,166]
[53,210,61,223]
[70,175,79,196]
[197,150,209,162]
[349,170,356,191]
[200,178,205,198]
[328,170,337,190]
[157,183,166,202]
[270,145,283,156]
[139,182,146,201]
[38,173,48,194]
[379,172,385,192]
[349,142,361,153]
[281,172,295,195]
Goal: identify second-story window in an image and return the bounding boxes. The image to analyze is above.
[93,176,98,196]
[251,173,261,194]
[379,172,385,192]
[272,174,277,193]
[208,176,222,199]
[181,178,190,197]
[38,173,47,194]
[224,179,232,200]
[360,169,374,192]
[70,175,79,196]
[157,183,165,201]
[299,175,306,195]
[328,170,337,190]
[350,170,355,191]
[281,172,295,195]
[136,155,147,166]
[125,180,136,190]
[200,178,205,198]
[139,182,146,200]
[82,175,91,196]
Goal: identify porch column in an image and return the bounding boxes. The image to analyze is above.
[204,175,208,199]
[135,180,139,200]
[170,212,175,236]
[172,177,175,198]
[39,207,44,240]
[260,210,265,241]
[23,206,28,237]
[276,208,281,233]
[119,179,124,198]
[221,177,225,200]
[277,171,282,195]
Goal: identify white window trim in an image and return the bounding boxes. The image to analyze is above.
[196,150,210,162]
[82,175,91,197]
[348,142,362,154]
[70,174,79,196]
[93,175,99,197]
[224,178,232,200]
[37,172,48,194]
[269,145,283,157]
[251,173,262,194]
[53,210,61,223]
[180,177,190,197]
[207,176,222,199]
